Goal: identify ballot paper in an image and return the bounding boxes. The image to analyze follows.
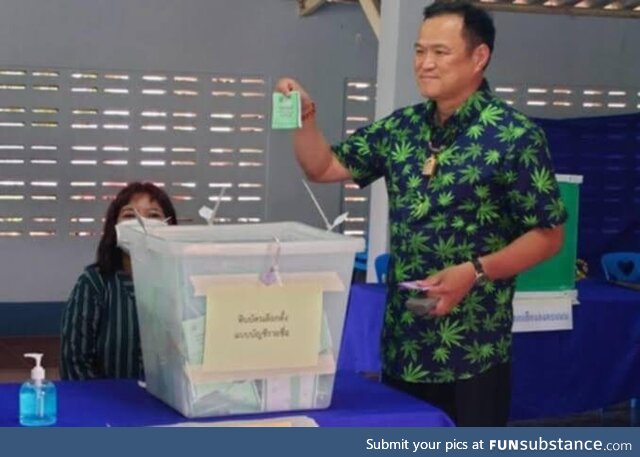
[158,415,318,427]
[271,91,301,129]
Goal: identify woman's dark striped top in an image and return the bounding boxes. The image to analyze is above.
[60,264,143,380]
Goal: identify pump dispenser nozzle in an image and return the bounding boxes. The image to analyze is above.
[24,353,46,387]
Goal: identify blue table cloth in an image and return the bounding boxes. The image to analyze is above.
[339,279,640,420]
[0,371,453,427]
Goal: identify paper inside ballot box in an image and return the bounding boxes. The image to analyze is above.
[159,415,319,427]
[188,272,344,375]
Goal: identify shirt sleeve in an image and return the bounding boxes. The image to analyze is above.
[331,116,390,189]
[60,271,103,380]
[503,124,569,235]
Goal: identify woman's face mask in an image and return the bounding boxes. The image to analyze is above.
[116,216,169,254]
[115,193,170,254]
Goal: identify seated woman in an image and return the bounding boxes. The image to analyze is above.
[60,182,177,380]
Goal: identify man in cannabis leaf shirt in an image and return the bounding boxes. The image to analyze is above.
[276,1,566,426]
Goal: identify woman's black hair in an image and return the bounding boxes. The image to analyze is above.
[96,182,177,276]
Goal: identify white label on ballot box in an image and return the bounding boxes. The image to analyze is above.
[204,282,323,372]
[511,291,574,333]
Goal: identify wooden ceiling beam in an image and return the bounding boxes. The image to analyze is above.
[358,0,381,39]
[298,0,328,17]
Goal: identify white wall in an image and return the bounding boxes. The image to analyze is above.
[382,7,640,118]
[0,0,378,302]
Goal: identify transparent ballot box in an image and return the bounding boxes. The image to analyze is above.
[118,222,364,418]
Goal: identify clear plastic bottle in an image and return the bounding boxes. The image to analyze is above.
[19,353,57,426]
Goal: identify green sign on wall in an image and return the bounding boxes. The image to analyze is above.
[516,175,582,292]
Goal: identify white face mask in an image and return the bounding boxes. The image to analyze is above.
[116,217,169,254]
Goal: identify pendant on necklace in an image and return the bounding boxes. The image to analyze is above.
[422,154,437,177]
[423,140,444,178]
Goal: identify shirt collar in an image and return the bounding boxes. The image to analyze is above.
[424,79,492,133]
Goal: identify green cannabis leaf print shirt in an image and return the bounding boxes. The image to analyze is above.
[333,81,568,383]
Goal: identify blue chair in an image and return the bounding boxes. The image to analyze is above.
[352,236,368,283]
[354,250,367,273]
[375,253,390,284]
[601,252,640,285]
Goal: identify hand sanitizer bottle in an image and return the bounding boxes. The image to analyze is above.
[19,353,57,426]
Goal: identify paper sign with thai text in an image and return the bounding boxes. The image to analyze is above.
[204,282,322,372]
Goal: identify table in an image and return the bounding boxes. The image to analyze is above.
[339,279,640,420]
[0,371,453,427]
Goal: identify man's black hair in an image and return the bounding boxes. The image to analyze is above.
[423,1,495,54]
